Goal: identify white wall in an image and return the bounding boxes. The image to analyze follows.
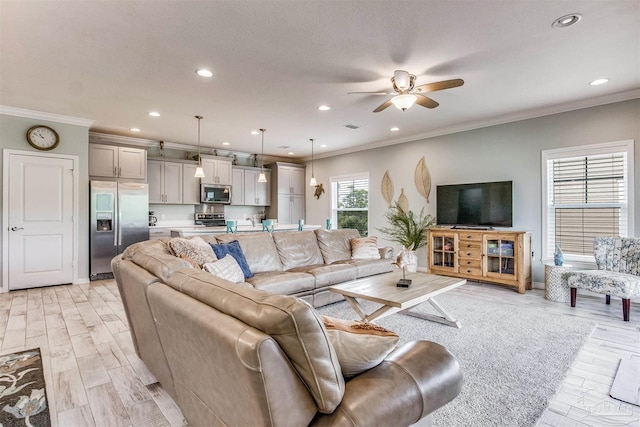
[305,99,640,282]
[0,114,90,285]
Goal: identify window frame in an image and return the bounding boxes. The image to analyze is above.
[541,140,635,265]
[330,172,370,236]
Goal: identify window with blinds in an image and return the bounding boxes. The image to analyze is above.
[331,174,369,237]
[543,140,633,261]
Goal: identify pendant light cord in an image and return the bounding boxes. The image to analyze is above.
[196,115,203,165]
[310,138,314,177]
[260,129,266,172]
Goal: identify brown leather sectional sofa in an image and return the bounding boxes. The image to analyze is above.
[111,229,463,426]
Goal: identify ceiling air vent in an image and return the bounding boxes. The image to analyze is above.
[345,124,360,130]
[277,145,290,149]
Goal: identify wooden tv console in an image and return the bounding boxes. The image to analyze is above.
[427,228,532,293]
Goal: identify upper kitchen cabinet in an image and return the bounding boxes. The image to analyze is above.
[231,167,271,206]
[182,163,201,205]
[201,158,232,185]
[148,160,183,204]
[276,164,305,195]
[89,143,146,179]
[267,162,305,223]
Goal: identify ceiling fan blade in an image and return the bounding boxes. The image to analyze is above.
[414,79,464,93]
[373,99,393,113]
[415,95,439,109]
[348,91,395,95]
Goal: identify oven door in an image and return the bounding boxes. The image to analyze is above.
[200,184,231,204]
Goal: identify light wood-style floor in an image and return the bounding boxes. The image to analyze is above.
[0,280,638,426]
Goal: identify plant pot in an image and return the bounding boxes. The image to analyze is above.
[397,249,418,272]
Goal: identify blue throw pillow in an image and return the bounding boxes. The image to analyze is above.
[209,240,253,279]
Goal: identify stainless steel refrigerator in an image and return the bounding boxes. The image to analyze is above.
[90,181,149,280]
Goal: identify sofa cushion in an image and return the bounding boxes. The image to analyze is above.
[315,229,360,264]
[203,255,246,284]
[289,264,358,288]
[216,232,284,273]
[338,258,395,278]
[273,231,324,270]
[350,237,381,260]
[247,271,315,295]
[168,237,217,267]
[210,241,253,279]
[322,315,399,377]
[165,269,345,413]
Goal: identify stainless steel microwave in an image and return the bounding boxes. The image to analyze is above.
[200,183,231,204]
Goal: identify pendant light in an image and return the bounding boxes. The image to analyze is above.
[309,138,317,186]
[257,128,267,183]
[194,115,205,178]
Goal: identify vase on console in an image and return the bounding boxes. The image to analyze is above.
[554,245,564,266]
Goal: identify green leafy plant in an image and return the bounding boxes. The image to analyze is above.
[377,202,436,250]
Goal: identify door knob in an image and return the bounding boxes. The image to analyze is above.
[11,226,24,231]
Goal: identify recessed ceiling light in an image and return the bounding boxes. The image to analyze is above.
[196,68,213,77]
[390,126,400,131]
[130,128,141,132]
[251,130,259,135]
[288,152,295,155]
[317,105,331,111]
[590,78,609,86]
[148,111,160,117]
[552,13,582,28]
[222,141,230,146]
[320,144,327,148]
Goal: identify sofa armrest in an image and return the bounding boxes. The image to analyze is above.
[379,246,394,260]
[310,341,462,427]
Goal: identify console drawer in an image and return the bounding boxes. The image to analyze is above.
[459,241,482,250]
[458,248,482,259]
[459,258,481,269]
[459,233,482,242]
[459,266,482,276]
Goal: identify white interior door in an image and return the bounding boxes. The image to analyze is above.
[6,152,75,290]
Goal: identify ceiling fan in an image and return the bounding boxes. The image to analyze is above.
[349,70,464,113]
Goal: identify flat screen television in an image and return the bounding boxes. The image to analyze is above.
[436,181,512,228]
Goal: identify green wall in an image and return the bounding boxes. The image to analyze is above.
[0,114,90,287]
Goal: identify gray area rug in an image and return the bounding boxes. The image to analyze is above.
[316,289,595,427]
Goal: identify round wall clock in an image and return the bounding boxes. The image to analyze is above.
[26,125,59,151]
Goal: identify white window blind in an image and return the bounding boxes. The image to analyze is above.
[331,173,369,236]
[542,140,634,262]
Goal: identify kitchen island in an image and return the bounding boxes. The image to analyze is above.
[170,224,321,237]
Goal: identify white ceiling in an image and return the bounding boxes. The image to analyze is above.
[1,1,639,159]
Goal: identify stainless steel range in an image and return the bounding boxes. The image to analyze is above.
[194,212,226,227]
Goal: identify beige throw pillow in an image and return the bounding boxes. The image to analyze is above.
[322,315,399,377]
[350,236,381,260]
[168,236,217,267]
[202,254,246,284]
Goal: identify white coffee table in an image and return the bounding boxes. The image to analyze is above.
[330,271,466,328]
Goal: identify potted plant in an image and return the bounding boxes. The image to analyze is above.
[378,202,436,272]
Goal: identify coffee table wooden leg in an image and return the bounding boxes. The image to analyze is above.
[343,296,400,322]
[403,298,462,328]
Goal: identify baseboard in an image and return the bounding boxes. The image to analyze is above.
[532,281,545,290]
[74,277,90,285]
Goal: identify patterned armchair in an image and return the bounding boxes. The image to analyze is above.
[567,237,640,321]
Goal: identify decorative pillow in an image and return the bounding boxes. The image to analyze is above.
[179,255,201,269]
[209,240,253,279]
[202,255,245,284]
[350,237,381,260]
[168,236,217,267]
[322,315,399,377]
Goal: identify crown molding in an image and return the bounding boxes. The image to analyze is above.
[0,105,94,127]
[309,89,640,161]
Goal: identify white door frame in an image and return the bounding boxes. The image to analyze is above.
[2,149,80,293]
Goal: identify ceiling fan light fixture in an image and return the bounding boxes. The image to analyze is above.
[391,94,417,111]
